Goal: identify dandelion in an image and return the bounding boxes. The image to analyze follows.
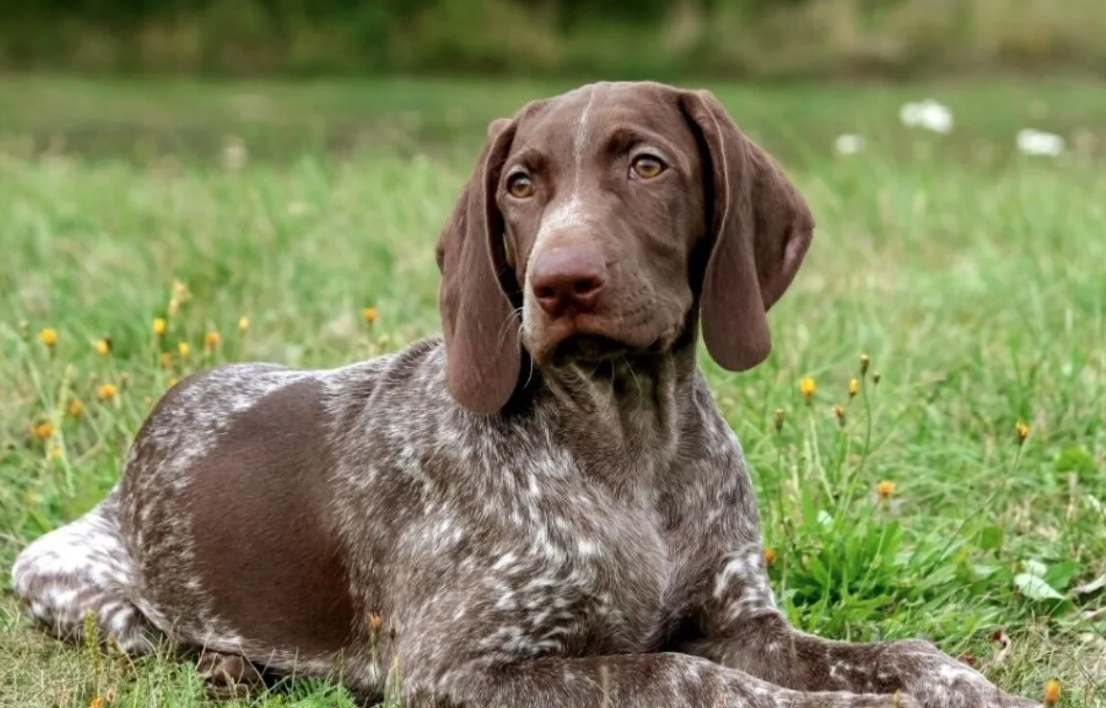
[205,331,221,351]
[238,316,250,333]
[799,377,816,404]
[1015,421,1030,445]
[848,378,860,398]
[859,354,870,375]
[167,377,179,389]
[49,445,64,460]
[153,317,167,337]
[1044,679,1061,706]
[899,99,954,134]
[876,480,896,499]
[763,548,777,567]
[363,307,379,325]
[1017,129,1065,157]
[38,328,58,349]
[33,421,55,440]
[93,337,112,356]
[832,404,846,428]
[833,134,866,155]
[89,697,104,708]
[178,342,191,358]
[97,383,118,401]
[68,399,85,418]
[773,409,785,434]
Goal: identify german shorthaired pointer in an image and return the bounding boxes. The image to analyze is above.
[13,81,1037,708]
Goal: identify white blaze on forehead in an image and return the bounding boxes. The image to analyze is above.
[526,86,600,275]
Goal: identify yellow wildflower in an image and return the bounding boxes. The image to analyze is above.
[168,298,180,316]
[153,317,167,337]
[876,480,896,499]
[38,328,58,348]
[363,307,379,325]
[832,404,846,428]
[49,446,64,460]
[799,377,816,404]
[860,353,870,375]
[1044,679,1061,707]
[68,399,85,418]
[1015,421,1030,445]
[160,352,174,369]
[872,372,882,385]
[178,342,191,358]
[167,377,179,389]
[89,697,104,708]
[848,378,860,398]
[33,421,55,440]
[368,612,383,634]
[97,383,118,401]
[94,337,112,356]
[763,548,777,567]
[204,331,221,350]
[238,316,250,333]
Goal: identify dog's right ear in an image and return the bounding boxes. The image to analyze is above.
[436,117,522,414]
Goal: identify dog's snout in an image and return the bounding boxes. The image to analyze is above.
[530,249,608,317]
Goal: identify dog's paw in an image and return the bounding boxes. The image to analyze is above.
[196,651,264,701]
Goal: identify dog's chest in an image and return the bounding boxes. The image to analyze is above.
[465,467,679,658]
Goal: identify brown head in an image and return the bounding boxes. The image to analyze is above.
[436,81,814,414]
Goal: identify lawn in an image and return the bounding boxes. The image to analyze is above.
[1,75,1105,708]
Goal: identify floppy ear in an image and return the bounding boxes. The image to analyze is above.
[436,117,522,413]
[679,89,815,372]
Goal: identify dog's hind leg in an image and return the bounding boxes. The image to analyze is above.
[11,486,157,654]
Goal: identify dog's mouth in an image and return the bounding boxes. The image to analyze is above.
[530,320,676,368]
[550,334,652,366]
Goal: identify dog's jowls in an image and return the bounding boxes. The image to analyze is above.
[12,81,1037,708]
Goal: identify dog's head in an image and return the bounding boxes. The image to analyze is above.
[436,81,814,413]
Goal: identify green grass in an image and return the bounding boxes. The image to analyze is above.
[1,75,1105,707]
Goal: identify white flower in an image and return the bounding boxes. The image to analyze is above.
[834,134,866,155]
[899,99,954,134]
[222,136,249,170]
[1016,128,1065,157]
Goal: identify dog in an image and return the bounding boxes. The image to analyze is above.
[12,81,1038,708]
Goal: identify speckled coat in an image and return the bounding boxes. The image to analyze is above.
[13,81,1037,708]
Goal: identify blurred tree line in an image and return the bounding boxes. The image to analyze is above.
[1,0,1103,79]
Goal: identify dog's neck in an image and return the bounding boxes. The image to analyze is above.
[532,324,701,495]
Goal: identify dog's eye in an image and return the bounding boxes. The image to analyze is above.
[630,154,666,180]
[506,173,535,199]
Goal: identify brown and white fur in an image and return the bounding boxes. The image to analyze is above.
[13,81,1038,708]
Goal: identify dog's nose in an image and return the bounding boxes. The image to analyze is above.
[530,249,607,316]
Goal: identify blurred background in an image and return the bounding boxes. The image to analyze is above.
[3,0,1106,80]
[3,0,1105,167]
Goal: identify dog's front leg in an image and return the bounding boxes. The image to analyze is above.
[403,652,920,708]
[678,550,1039,708]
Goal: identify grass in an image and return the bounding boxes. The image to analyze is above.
[1,74,1105,707]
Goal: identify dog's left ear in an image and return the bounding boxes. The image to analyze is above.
[679,89,814,372]
[436,117,521,414]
